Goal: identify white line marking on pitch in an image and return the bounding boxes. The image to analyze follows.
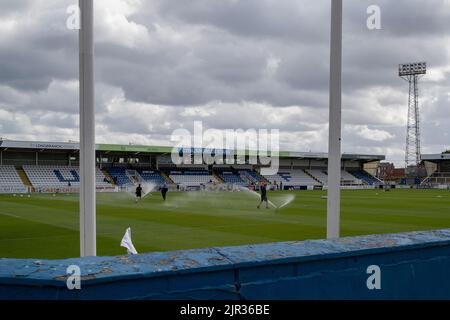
[0,211,21,219]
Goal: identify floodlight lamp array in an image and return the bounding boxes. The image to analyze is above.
[399,62,427,76]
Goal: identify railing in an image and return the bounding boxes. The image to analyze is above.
[125,170,143,184]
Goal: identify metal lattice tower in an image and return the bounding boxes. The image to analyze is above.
[399,62,426,169]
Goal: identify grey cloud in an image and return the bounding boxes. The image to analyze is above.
[0,0,449,165]
[150,0,330,43]
[0,0,33,16]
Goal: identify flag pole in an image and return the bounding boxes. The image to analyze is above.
[79,0,96,256]
[327,0,343,239]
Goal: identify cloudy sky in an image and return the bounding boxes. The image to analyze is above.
[0,0,449,165]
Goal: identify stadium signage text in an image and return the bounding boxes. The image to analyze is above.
[0,140,79,150]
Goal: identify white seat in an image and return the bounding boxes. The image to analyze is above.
[306,169,362,185]
[264,169,321,186]
[169,173,217,187]
[306,169,328,184]
[22,165,111,188]
[0,166,25,187]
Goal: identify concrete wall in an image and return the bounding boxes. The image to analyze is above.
[1,229,450,300]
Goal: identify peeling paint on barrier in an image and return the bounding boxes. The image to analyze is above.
[1,229,450,300]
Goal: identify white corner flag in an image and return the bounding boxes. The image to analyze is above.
[120,227,138,255]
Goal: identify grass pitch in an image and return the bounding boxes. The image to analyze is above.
[0,189,449,259]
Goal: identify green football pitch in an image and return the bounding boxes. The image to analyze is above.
[0,189,449,259]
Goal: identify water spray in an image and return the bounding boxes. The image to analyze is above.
[124,181,157,200]
[277,194,295,209]
[141,182,157,199]
[238,186,294,209]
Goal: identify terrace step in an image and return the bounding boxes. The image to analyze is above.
[160,171,174,184]
[303,169,323,184]
[16,166,32,188]
[213,173,225,183]
[254,170,269,183]
[102,169,116,186]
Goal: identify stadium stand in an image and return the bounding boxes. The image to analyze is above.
[106,167,131,186]
[0,166,26,188]
[306,169,369,186]
[16,164,380,190]
[0,139,387,192]
[263,169,321,187]
[95,169,112,187]
[423,172,450,185]
[306,169,329,184]
[238,169,266,184]
[168,169,218,187]
[340,170,362,185]
[215,168,246,185]
[137,169,166,185]
[23,166,110,188]
[349,170,381,185]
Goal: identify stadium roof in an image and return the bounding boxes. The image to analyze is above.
[421,153,450,161]
[0,139,385,161]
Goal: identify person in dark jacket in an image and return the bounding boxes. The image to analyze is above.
[257,182,269,209]
[161,182,169,201]
[135,184,142,203]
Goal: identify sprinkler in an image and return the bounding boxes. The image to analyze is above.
[237,186,295,210]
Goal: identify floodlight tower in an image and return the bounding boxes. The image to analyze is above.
[398,62,426,172]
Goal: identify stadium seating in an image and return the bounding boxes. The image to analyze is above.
[422,172,450,185]
[340,170,362,185]
[306,169,328,184]
[349,170,381,185]
[215,168,246,185]
[137,169,166,185]
[238,169,265,184]
[220,173,245,184]
[106,167,132,186]
[0,166,25,188]
[0,163,385,190]
[264,169,321,187]
[23,166,110,188]
[169,169,218,187]
[96,169,111,187]
[306,169,367,186]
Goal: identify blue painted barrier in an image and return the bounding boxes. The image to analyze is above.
[1,229,450,300]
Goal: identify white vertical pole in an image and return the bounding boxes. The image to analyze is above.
[327,0,343,239]
[79,0,96,257]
